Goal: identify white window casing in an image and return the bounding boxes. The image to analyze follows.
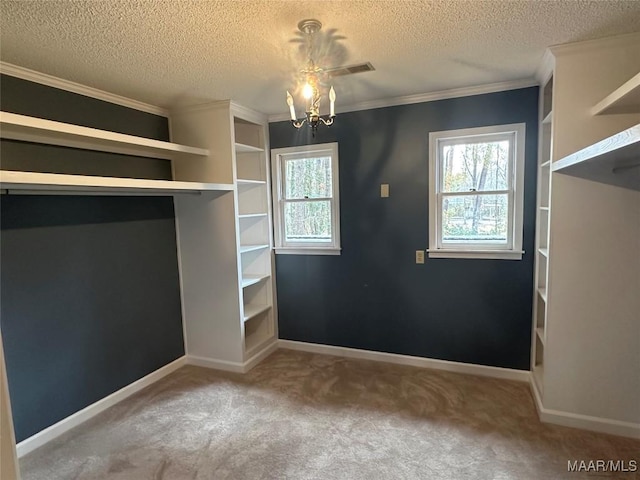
[428,123,526,260]
[271,142,341,255]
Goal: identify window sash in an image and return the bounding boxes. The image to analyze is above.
[432,127,521,253]
[271,142,340,253]
[437,191,514,249]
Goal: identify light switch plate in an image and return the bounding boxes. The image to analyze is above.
[416,250,425,264]
[380,184,389,197]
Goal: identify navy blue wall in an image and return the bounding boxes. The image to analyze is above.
[269,87,538,370]
[0,75,184,442]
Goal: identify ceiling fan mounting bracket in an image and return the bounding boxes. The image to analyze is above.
[298,19,322,35]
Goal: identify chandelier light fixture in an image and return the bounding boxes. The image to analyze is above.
[286,19,335,135]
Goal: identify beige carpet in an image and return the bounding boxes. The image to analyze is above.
[20,349,639,479]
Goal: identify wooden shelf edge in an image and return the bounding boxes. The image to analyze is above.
[538,248,549,257]
[236,178,267,185]
[552,124,640,191]
[243,304,272,322]
[239,244,270,254]
[541,111,553,124]
[536,327,545,345]
[238,213,268,219]
[538,287,547,303]
[591,72,640,115]
[0,171,234,195]
[0,111,209,160]
[235,142,264,153]
[241,274,270,289]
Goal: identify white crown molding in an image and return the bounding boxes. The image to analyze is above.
[16,356,187,457]
[550,31,640,57]
[278,340,531,382]
[268,78,538,123]
[534,49,555,85]
[0,62,168,117]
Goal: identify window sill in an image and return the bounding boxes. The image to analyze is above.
[275,247,341,256]
[427,249,524,260]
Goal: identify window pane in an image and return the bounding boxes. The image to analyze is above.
[441,140,509,192]
[285,156,332,199]
[442,194,508,244]
[284,200,332,242]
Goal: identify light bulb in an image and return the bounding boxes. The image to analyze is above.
[302,83,314,100]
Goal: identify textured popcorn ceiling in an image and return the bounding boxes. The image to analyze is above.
[1,1,639,115]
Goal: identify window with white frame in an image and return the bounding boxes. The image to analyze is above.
[271,142,340,255]
[428,123,526,260]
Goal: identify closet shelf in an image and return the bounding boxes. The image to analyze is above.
[236,178,267,185]
[552,123,640,191]
[541,111,553,124]
[0,170,234,196]
[538,248,549,257]
[536,327,545,345]
[238,213,268,219]
[241,274,270,289]
[243,304,271,322]
[591,72,640,115]
[239,244,270,254]
[235,142,264,153]
[0,111,209,160]
[538,287,548,303]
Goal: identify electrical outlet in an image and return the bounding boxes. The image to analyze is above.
[416,250,425,264]
[380,184,389,197]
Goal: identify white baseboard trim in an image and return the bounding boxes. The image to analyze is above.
[528,377,640,439]
[278,340,530,382]
[16,356,187,457]
[186,355,245,373]
[186,340,279,374]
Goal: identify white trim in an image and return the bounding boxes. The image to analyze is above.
[275,247,341,256]
[529,378,640,439]
[278,340,530,382]
[549,31,640,58]
[428,123,526,260]
[16,356,187,457]
[186,340,278,374]
[269,79,536,122]
[426,249,524,260]
[534,50,555,85]
[0,62,167,117]
[271,143,341,254]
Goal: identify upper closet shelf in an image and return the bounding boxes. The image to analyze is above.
[235,142,264,153]
[0,170,234,196]
[591,72,640,115]
[552,123,640,191]
[0,111,209,160]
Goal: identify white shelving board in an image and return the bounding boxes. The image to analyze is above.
[0,170,234,196]
[237,178,267,186]
[552,124,640,191]
[241,274,270,289]
[243,304,271,322]
[591,72,640,115]
[235,142,264,153]
[1,111,209,160]
[239,244,270,254]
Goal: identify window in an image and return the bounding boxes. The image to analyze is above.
[428,123,526,260]
[271,143,340,255]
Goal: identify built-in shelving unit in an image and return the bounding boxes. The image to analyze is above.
[0,111,233,196]
[234,115,276,357]
[170,101,277,372]
[530,36,640,438]
[531,73,553,396]
[1,111,209,159]
[552,123,640,191]
[0,170,233,195]
[591,72,640,115]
